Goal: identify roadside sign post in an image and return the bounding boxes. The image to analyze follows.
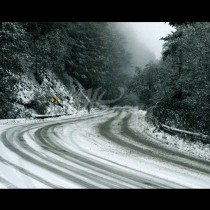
[50,96,59,115]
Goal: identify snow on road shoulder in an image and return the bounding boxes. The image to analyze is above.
[130,109,210,161]
[0,108,103,130]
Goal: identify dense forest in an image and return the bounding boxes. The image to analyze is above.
[130,22,210,136]
[0,22,140,118]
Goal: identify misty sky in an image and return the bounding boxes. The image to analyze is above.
[129,22,175,59]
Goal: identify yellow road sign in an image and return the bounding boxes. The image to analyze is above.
[51,96,58,104]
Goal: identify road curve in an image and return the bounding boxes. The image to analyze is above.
[0,108,210,188]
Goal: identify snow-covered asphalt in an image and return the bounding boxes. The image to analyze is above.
[1,107,210,188]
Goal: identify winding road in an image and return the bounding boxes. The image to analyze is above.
[1,107,210,188]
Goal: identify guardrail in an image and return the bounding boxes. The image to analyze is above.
[159,123,210,143]
[32,113,72,119]
[33,114,63,119]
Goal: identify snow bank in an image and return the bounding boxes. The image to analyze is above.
[130,109,210,161]
[14,72,79,118]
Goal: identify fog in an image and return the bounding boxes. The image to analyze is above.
[113,22,156,69]
[130,22,175,59]
[112,22,175,75]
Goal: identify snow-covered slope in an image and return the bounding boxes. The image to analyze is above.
[13,71,82,118]
[130,110,210,161]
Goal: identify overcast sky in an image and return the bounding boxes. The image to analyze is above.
[129,22,175,59]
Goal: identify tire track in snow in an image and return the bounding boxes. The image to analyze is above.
[0,175,17,188]
[1,108,210,188]
[96,111,186,188]
[0,110,169,188]
[35,118,163,188]
[25,111,152,188]
[20,113,130,188]
[1,120,109,188]
[1,110,129,188]
[123,111,210,175]
[0,155,59,188]
[97,109,210,187]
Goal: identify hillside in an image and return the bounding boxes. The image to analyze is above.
[13,71,79,118]
[0,22,139,119]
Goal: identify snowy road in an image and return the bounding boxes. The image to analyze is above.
[1,107,210,188]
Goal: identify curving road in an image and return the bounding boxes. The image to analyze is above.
[1,107,210,188]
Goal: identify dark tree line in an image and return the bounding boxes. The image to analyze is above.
[0,22,131,118]
[130,22,210,135]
